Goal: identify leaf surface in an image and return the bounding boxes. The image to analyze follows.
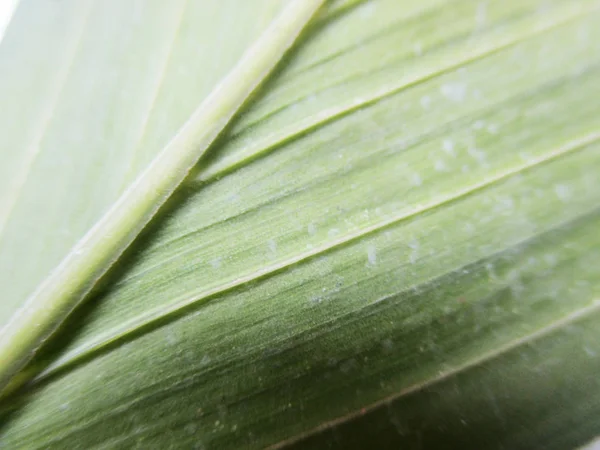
[0,0,324,389]
[1,0,600,448]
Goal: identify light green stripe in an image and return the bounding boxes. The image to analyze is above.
[0,0,326,395]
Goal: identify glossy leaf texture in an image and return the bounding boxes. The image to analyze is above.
[2,0,600,448]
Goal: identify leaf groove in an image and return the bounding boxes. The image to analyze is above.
[269,300,600,449]
[33,131,600,382]
[195,3,600,182]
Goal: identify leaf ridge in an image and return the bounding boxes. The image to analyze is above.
[34,131,600,382]
[115,65,597,287]
[0,0,326,394]
[17,207,599,441]
[268,299,600,449]
[195,3,599,182]
[117,0,189,191]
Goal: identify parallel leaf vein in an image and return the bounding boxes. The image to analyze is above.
[0,1,93,242]
[196,4,599,182]
[35,130,600,381]
[269,299,600,449]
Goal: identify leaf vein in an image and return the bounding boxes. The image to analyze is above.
[36,130,600,381]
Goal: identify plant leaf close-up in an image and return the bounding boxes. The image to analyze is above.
[1,0,600,448]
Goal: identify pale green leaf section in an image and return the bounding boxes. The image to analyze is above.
[2,0,600,449]
[0,0,284,325]
[0,0,324,392]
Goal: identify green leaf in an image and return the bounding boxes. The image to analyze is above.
[1,0,600,448]
[0,0,324,392]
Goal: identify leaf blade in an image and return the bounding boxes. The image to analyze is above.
[1,0,600,448]
[0,0,325,393]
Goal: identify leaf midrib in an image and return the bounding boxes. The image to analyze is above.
[0,0,326,395]
[116,0,189,192]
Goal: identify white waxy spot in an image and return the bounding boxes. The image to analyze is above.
[308,222,316,236]
[476,2,487,27]
[554,184,571,201]
[519,151,534,163]
[268,239,277,254]
[420,95,432,109]
[472,120,485,130]
[185,424,198,435]
[359,1,375,18]
[382,339,394,351]
[210,257,222,269]
[486,123,499,134]
[411,173,422,186]
[408,239,419,264]
[434,159,447,172]
[440,82,467,102]
[584,346,596,357]
[497,196,514,210]
[367,245,377,266]
[395,138,408,150]
[311,294,323,304]
[413,42,423,56]
[442,139,456,156]
[468,145,487,165]
[328,228,340,238]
